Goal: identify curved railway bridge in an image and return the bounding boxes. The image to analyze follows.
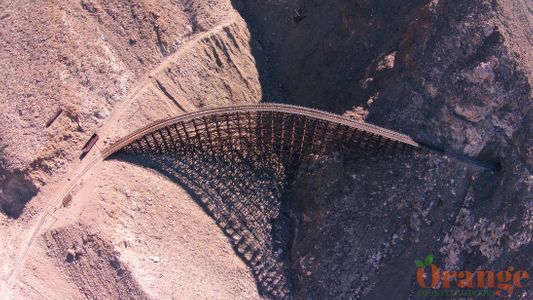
[103,103,420,160]
[102,103,493,298]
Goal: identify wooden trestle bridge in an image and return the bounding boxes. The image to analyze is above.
[103,103,420,161]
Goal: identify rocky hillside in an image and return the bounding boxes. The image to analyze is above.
[0,0,256,217]
[233,0,531,298]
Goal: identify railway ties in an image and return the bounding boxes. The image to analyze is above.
[105,103,500,171]
[114,106,418,164]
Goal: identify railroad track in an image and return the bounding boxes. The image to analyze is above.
[103,103,501,171]
[102,103,420,159]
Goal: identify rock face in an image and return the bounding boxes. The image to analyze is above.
[233,0,532,298]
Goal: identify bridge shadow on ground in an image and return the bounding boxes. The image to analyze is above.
[115,150,295,298]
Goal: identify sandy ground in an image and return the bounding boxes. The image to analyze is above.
[13,159,259,299]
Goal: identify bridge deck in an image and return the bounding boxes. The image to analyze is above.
[103,103,419,162]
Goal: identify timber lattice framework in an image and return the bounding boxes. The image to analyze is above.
[103,103,420,161]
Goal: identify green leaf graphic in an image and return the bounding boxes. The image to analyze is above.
[424,254,433,266]
[415,260,425,268]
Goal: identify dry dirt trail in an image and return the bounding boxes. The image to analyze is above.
[1,14,242,299]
